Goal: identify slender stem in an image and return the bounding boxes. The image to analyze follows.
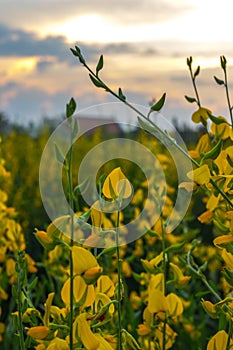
[115,209,123,350]
[17,266,25,350]
[223,68,233,126]
[188,66,201,107]
[67,123,75,350]
[161,220,167,350]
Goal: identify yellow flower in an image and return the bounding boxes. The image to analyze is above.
[137,324,151,336]
[102,167,132,199]
[148,289,167,314]
[192,107,211,124]
[213,235,233,249]
[221,249,233,269]
[47,337,69,350]
[76,313,99,350]
[169,262,191,287]
[96,275,115,297]
[187,164,211,185]
[27,326,50,340]
[166,293,183,317]
[72,246,98,275]
[34,229,56,250]
[207,330,232,350]
[83,266,103,284]
[61,276,95,308]
[198,210,214,224]
[211,118,231,139]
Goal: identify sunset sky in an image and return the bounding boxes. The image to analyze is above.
[1,0,233,126]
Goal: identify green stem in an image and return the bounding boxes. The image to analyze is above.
[161,220,167,350]
[223,68,233,126]
[188,66,201,108]
[17,273,25,350]
[67,125,75,350]
[116,209,123,350]
[78,54,233,210]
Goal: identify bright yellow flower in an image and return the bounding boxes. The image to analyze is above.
[47,337,69,350]
[76,313,99,350]
[213,235,233,249]
[27,326,50,340]
[102,167,132,199]
[207,330,232,350]
[148,289,167,314]
[96,275,115,297]
[72,246,98,275]
[222,249,233,269]
[187,164,211,185]
[137,324,151,336]
[192,107,212,123]
[166,293,183,317]
[211,118,231,139]
[198,210,214,224]
[83,266,103,283]
[169,262,191,287]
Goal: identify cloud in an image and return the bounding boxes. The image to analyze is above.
[0,0,193,30]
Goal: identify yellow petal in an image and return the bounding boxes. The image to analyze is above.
[77,313,99,350]
[148,289,167,314]
[47,337,69,350]
[207,330,229,350]
[213,235,233,249]
[72,246,98,275]
[221,249,233,269]
[192,107,211,123]
[166,293,183,317]
[43,292,54,327]
[102,167,132,199]
[96,275,115,297]
[28,326,50,340]
[187,164,211,185]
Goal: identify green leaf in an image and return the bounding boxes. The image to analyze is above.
[137,117,157,134]
[214,76,225,86]
[118,87,126,101]
[150,92,166,112]
[208,113,228,125]
[186,56,192,68]
[194,65,200,78]
[96,54,104,75]
[89,74,105,88]
[73,177,90,195]
[201,138,222,161]
[220,55,227,69]
[184,95,197,103]
[66,97,76,118]
[54,143,66,164]
[27,277,38,291]
[70,46,85,64]
[164,241,186,253]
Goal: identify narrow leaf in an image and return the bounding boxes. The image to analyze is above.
[89,74,105,88]
[208,113,228,125]
[66,97,76,118]
[118,87,126,101]
[184,95,197,103]
[194,65,200,78]
[150,93,166,112]
[214,76,225,86]
[96,54,104,75]
[54,143,65,164]
[201,139,222,161]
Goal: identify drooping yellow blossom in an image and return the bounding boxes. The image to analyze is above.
[169,262,191,287]
[102,167,132,199]
[137,323,151,336]
[76,313,99,350]
[61,276,95,308]
[221,249,233,270]
[198,210,214,224]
